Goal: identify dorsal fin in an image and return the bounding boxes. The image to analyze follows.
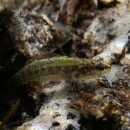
[25,53,62,65]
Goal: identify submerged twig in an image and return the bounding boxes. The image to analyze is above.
[0,100,20,130]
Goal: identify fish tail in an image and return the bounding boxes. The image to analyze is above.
[6,75,21,87]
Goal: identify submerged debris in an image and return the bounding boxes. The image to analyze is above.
[0,100,20,130]
[0,0,14,13]
[15,33,130,130]
[57,0,99,27]
[1,0,130,130]
[99,0,127,5]
[71,89,130,130]
[72,2,130,57]
[2,11,72,57]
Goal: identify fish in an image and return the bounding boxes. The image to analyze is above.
[7,56,111,87]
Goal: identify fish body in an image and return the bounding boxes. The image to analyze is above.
[7,56,111,87]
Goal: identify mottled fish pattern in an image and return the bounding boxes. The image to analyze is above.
[7,56,111,87]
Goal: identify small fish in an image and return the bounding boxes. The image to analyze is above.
[7,56,111,87]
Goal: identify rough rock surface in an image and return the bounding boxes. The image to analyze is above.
[16,2,130,130]
[2,11,72,57]
[0,0,130,130]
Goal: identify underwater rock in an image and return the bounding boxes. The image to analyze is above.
[2,11,72,57]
